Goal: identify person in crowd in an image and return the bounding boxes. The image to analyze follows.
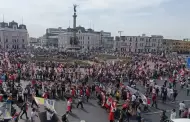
[62,111,69,122]
[170,109,176,120]
[31,108,38,122]
[67,97,72,113]
[160,110,168,122]
[23,88,28,102]
[31,91,39,108]
[179,101,186,117]
[77,95,83,109]
[20,102,29,119]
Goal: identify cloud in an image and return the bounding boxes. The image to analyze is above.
[0,0,189,39]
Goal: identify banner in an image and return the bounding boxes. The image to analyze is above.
[44,99,56,113]
[34,97,45,105]
[34,97,56,113]
[0,102,12,120]
[187,57,190,69]
[126,86,147,105]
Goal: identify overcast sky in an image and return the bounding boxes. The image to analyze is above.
[0,0,189,39]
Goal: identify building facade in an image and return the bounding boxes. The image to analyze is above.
[0,21,28,51]
[58,26,100,52]
[114,34,163,53]
[100,31,114,50]
[29,37,41,46]
[171,39,190,53]
[44,27,67,48]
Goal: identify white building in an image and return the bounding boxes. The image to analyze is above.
[58,26,100,52]
[0,21,28,51]
[100,31,114,50]
[42,27,67,48]
[29,37,41,46]
[114,34,163,53]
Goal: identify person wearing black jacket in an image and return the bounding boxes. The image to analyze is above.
[77,95,83,108]
[20,102,28,119]
[62,112,69,122]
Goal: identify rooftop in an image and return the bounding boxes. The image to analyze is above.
[0,20,27,30]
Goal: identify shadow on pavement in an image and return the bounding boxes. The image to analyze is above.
[70,112,80,119]
[39,112,59,122]
[85,102,96,107]
[82,108,89,113]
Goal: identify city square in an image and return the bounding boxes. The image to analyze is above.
[0,1,190,122]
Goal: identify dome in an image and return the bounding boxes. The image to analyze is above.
[9,20,18,29]
[19,24,27,29]
[76,26,86,32]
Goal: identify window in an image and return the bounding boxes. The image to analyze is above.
[130,38,132,42]
[13,25,17,30]
[5,39,8,43]
[88,36,90,40]
[0,38,1,42]
[22,44,25,49]
[22,39,24,42]
[140,43,143,47]
[6,45,8,49]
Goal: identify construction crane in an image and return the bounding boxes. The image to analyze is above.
[118,31,123,37]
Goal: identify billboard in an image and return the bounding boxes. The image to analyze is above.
[187,57,190,69]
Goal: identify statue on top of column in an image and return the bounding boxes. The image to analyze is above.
[74,4,78,13]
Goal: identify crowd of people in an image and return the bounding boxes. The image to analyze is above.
[0,51,189,122]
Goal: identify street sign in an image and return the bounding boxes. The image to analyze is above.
[187,57,190,69]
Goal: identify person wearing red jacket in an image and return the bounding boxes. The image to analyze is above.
[109,100,117,122]
[80,88,83,96]
[86,88,90,102]
[71,88,76,97]
[105,95,112,111]
[42,91,48,99]
[151,94,157,108]
[67,98,72,113]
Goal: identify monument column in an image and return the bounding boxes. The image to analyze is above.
[73,12,77,41]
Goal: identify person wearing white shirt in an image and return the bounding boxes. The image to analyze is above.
[46,109,54,122]
[179,101,186,117]
[132,94,136,102]
[170,109,176,120]
[31,108,38,122]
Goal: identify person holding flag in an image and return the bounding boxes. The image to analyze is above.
[108,100,117,122]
